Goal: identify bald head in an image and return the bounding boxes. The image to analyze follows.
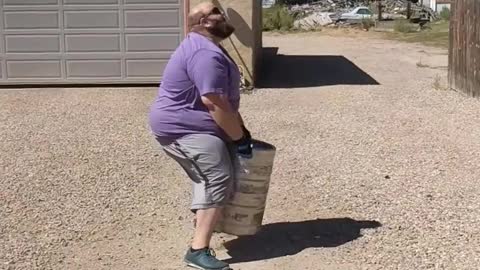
[190,1,216,15]
[187,1,235,41]
[188,1,216,29]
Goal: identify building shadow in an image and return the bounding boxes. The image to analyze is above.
[258,47,380,88]
[224,218,382,264]
[226,7,253,48]
[212,0,252,48]
[212,1,255,85]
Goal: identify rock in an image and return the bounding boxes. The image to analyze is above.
[295,12,334,30]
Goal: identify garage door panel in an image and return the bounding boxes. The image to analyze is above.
[125,0,179,3]
[4,12,59,29]
[125,33,179,52]
[7,60,61,78]
[126,59,167,77]
[3,54,63,60]
[63,53,123,60]
[122,52,176,60]
[125,10,179,28]
[6,35,61,53]
[65,34,120,52]
[66,60,121,77]
[64,11,119,29]
[0,0,183,84]
[3,0,59,5]
[63,0,118,4]
[123,28,180,34]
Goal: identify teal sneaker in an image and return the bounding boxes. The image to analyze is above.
[184,248,230,270]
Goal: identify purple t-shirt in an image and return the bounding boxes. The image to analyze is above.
[148,32,241,142]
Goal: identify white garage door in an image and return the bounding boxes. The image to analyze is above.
[0,0,184,85]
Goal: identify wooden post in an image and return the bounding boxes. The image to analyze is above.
[407,0,412,19]
[449,0,480,97]
[377,0,383,21]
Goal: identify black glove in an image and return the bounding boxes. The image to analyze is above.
[234,133,252,158]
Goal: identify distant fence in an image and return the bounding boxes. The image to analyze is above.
[448,0,480,97]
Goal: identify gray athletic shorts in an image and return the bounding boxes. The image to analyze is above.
[157,134,236,212]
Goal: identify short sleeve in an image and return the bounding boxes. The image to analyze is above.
[188,50,228,96]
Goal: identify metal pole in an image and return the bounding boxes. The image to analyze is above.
[407,0,412,19]
[377,0,383,21]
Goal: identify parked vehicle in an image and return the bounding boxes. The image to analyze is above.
[262,0,276,8]
[340,7,373,20]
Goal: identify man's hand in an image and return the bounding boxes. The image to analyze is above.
[234,134,252,158]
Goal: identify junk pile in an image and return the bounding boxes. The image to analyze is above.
[293,12,335,29]
[290,0,438,30]
[290,0,368,14]
[382,0,438,19]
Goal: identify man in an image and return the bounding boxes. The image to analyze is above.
[148,1,252,270]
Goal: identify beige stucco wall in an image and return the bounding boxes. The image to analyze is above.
[189,0,262,87]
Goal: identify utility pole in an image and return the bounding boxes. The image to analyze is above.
[377,0,383,21]
[407,0,412,19]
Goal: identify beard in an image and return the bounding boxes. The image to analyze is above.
[206,20,235,40]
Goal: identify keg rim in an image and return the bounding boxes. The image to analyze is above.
[251,139,276,151]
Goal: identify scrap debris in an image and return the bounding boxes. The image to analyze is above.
[288,0,438,29]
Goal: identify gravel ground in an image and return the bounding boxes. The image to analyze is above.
[1,32,480,270]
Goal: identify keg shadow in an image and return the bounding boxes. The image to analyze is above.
[223,218,382,264]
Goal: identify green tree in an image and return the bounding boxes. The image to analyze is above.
[439,7,450,21]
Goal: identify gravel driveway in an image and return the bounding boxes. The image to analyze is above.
[1,32,480,270]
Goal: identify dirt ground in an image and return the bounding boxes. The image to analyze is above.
[2,32,480,270]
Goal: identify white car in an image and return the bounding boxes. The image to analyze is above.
[262,0,275,8]
[340,7,374,20]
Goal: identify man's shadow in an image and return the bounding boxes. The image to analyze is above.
[224,218,382,264]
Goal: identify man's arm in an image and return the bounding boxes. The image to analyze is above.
[237,112,244,126]
[189,50,248,142]
[237,112,252,140]
[201,94,243,141]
